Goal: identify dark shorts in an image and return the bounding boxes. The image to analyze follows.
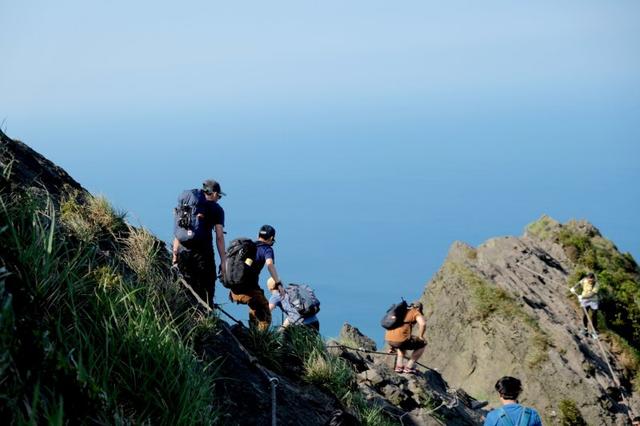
[388,336,426,351]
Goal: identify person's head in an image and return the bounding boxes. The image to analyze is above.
[258,224,276,244]
[495,376,522,402]
[585,272,595,281]
[410,301,423,314]
[632,416,640,426]
[267,277,281,293]
[202,179,225,201]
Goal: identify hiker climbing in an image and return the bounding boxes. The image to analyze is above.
[570,272,600,339]
[483,376,542,426]
[383,300,427,374]
[172,179,226,306]
[224,225,280,330]
[268,277,320,331]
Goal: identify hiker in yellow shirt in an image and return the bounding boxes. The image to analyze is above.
[570,272,600,339]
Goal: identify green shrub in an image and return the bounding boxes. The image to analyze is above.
[526,215,560,241]
[60,192,126,243]
[304,348,356,402]
[558,399,586,426]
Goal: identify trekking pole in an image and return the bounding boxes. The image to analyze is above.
[269,377,279,426]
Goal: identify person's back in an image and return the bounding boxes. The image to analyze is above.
[484,403,541,426]
[268,278,320,331]
[484,376,542,426]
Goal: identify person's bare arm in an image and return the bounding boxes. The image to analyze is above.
[266,258,280,283]
[215,224,226,275]
[172,238,180,264]
[416,315,427,339]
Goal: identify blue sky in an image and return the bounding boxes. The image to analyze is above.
[2,1,639,342]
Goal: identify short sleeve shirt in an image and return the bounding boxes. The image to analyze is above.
[385,308,421,343]
[177,189,224,251]
[196,190,224,247]
[483,403,543,426]
[269,292,318,325]
[254,242,274,274]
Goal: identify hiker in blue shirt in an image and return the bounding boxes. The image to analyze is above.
[267,277,320,331]
[484,376,543,426]
[228,225,280,330]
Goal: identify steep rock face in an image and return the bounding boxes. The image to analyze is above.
[419,222,639,425]
[0,129,84,197]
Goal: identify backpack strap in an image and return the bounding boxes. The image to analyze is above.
[497,408,516,426]
[517,407,532,426]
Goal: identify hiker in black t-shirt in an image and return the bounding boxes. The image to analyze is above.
[172,179,226,305]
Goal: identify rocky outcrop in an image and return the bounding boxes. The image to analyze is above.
[0,129,84,197]
[331,324,487,425]
[418,222,639,425]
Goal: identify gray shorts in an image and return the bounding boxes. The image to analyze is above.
[580,299,599,310]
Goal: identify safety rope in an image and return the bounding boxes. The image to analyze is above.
[176,274,282,423]
[513,261,636,421]
[325,343,436,372]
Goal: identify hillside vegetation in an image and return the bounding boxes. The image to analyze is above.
[1,132,402,425]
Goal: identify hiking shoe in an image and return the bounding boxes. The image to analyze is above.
[403,367,417,374]
[591,333,599,340]
[394,366,404,373]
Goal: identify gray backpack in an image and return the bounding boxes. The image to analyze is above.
[286,283,320,318]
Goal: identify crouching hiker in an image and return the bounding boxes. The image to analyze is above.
[267,278,320,331]
[570,272,600,339]
[484,376,542,426]
[384,301,426,374]
[227,225,279,330]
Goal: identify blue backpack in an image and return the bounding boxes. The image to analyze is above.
[173,189,207,248]
[497,407,533,426]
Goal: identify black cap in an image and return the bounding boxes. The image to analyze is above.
[259,224,276,239]
[203,179,226,196]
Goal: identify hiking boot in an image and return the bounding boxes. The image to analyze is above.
[591,332,599,340]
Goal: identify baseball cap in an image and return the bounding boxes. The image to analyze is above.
[259,224,276,239]
[202,179,226,196]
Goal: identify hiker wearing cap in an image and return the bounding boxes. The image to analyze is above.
[385,301,427,374]
[172,179,226,305]
[570,272,600,338]
[267,278,320,331]
[228,224,279,330]
[483,376,542,425]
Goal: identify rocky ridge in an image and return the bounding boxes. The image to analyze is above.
[417,219,639,424]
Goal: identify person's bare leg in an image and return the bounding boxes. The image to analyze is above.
[405,346,425,369]
[395,349,405,370]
